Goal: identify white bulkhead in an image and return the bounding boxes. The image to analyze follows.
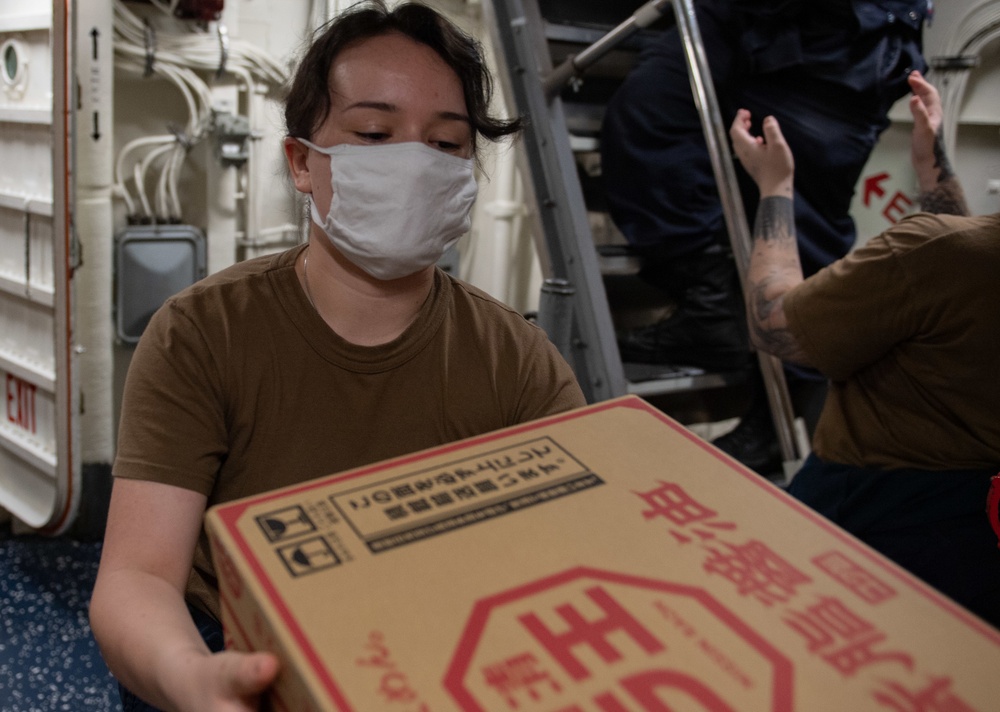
[0,0,996,532]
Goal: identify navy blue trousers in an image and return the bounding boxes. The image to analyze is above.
[600,2,920,276]
[788,454,1000,629]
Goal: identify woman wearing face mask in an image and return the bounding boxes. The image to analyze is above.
[89,3,586,710]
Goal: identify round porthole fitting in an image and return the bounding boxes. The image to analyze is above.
[1,39,28,95]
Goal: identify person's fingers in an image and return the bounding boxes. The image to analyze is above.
[909,93,930,128]
[729,109,756,154]
[239,653,280,694]
[220,651,281,699]
[907,70,939,110]
[908,69,930,93]
[761,115,785,146]
[730,111,744,141]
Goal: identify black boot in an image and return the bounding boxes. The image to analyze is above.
[711,399,783,477]
[712,370,829,478]
[616,245,750,370]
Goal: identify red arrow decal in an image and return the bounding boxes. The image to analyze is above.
[863,172,890,207]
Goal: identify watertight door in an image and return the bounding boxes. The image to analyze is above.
[0,1,78,533]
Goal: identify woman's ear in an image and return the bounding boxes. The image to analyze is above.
[284,137,313,194]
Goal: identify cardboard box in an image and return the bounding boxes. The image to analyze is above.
[206,395,1000,711]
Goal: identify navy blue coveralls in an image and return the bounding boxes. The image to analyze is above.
[600,0,930,277]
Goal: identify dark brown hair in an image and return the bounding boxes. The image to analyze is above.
[284,0,521,152]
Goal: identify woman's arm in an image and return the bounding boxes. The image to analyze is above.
[90,478,279,711]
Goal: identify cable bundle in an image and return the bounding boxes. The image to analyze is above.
[112,0,290,224]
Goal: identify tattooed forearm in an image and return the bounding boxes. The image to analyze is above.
[748,279,811,364]
[931,129,955,183]
[919,178,970,216]
[745,196,812,367]
[919,131,970,216]
[753,196,796,245]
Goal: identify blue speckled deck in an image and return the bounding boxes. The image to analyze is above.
[0,527,121,711]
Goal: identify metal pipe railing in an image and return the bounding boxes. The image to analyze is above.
[541,0,803,470]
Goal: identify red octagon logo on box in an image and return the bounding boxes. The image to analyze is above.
[445,567,794,711]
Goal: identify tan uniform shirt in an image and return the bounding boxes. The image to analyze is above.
[784,212,1000,470]
[114,245,586,617]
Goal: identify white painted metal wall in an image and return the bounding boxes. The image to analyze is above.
[0,0,996,532]
[0,1,76,532]
[851,0,1000,242]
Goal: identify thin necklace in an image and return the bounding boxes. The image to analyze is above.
[302,248,317,309]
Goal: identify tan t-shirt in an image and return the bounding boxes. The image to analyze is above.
[783,211,1000,471]
[113,245,586,618]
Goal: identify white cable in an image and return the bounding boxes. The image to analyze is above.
[111,0,297,226]
[115,134,174,217]
[148,0,182,17]
[113,58,204,221]
[153,64,202,135]
[134,142,175,219]
[156,145,184,220]
[113,57,212,220]
[114,1,288,89]
[165,144,186,219]
[112,0,291,224]
[257,224,300,237]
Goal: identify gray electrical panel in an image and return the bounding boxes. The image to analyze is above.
[114,224,207,343]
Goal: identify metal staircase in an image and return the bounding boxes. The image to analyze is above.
[484,0,806,474]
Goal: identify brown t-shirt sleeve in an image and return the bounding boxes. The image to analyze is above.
[457,282,586,422]
[511,320,588,419]
[112,298,227,496]
[783,230,923,382]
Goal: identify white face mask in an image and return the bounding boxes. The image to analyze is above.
[299,140,478,281]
